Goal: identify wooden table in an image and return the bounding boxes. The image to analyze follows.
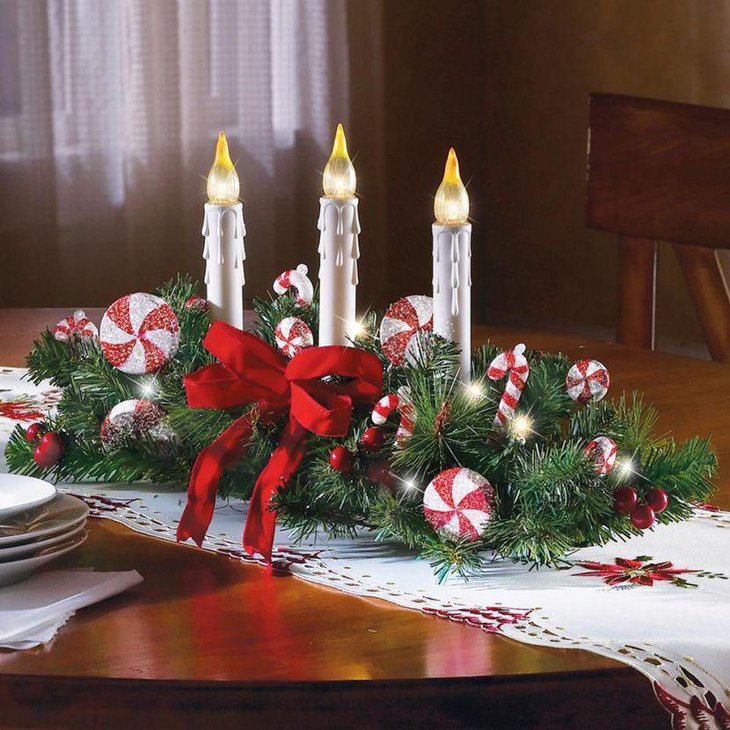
[2,310,729,729]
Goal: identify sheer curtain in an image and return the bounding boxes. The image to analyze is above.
[0,0,383,306]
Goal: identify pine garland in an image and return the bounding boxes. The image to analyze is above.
[4,275,717,581]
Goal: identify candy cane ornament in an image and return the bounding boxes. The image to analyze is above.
[487,343,530,426]
[273,263,314,307]
[371,386,415,446]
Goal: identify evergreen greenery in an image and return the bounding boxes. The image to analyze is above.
[5,276,717,581]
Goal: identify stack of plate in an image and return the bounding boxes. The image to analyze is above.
[0,474,89,588]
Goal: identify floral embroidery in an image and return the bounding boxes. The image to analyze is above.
[574,556,699,588]
[0,397,46,422]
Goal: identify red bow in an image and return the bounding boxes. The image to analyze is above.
[176,321,383,562]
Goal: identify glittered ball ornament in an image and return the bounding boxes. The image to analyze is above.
[100,399,166,447]
[565,359,610,404]
[646,488,669,514]
[100,293,180,375]
[613,486,638,515]
[423,467,495,542]
[583,436,617,476]
[329,446,354,474]
[274,317,313,359]
[631,504,656,530]
[379,295,433,365]
[184,296,209,313]
[25,422,44,443]
[54,310,98,342]
[33,432,64,468]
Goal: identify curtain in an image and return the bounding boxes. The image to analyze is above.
[0,0,384,306]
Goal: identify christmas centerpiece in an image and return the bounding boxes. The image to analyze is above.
[5,129,716,581]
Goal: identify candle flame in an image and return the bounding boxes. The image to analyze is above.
[323,123,356,198]
[207,132,240,204]
[434,147,469,225]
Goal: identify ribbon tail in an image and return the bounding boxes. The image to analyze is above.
[243,417,308,562]
[177,414,255,546]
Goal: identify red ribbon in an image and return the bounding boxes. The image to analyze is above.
[176,321,383,562]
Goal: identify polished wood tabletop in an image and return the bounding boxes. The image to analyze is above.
[2,309,728,729]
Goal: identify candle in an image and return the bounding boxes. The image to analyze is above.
[318,124,360,346]
[432,148,472,381]
[202,132,246,329]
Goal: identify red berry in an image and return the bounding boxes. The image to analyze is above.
[360,427,385,454]
[366,459,397,489]
[329,446,354,473]
[25,422,44,443]
[630,504,656,530]
[613,486,638,515]
[33,432,64,468]
[646,488,669,514]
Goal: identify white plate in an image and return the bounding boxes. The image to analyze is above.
[0,474,56,519]
[0,493,89,546]
[0,529,88,588]
[0,521,87,563]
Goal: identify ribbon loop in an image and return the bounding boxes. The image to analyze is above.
[176,321,382,562]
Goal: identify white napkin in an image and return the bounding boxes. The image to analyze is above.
[0,569,143,649]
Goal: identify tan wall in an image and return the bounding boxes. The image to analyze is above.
[478,0,730,350]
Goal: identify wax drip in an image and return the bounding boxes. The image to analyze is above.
[318,200,360,275]
[202,205,246,288]
[450,231,460,316]
[433,236,440,294]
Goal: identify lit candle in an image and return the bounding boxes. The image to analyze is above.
[432,148,472,381]
[202,132,246,329]
[318,124,360,346]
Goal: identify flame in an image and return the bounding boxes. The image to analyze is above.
[323,123,356,198]
[434,148,469,225]
[207,132,240,204]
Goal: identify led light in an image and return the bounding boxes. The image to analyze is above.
[434,148,469,225]
[617,459,635,479]
[403,478,417,491]
[465,382,484,400]
[207,132,240,204]
[323,123,356,198]
[349,319,367,339]
[511,415,532,440]
[139,379,156,398]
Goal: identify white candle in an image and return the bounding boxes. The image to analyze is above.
[318,124,360,347]
[203,133,246,329]
[432,148,472,381]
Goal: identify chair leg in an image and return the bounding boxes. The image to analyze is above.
[617,236,657,350]
[673,243,730,363]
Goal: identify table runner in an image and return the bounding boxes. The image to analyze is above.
[1,367,728,729]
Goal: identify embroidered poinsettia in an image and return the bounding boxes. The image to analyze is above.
[0,397,46,422]
[574,556,699,588]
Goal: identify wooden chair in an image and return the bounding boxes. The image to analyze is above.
[586,93,730,362]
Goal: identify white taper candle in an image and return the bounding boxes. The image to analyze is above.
[204,133,246,329]
[432,148,472,382]
[317,124,359,347]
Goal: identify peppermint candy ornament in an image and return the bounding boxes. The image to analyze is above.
[100,399,165,447]
[275,316,313,358]
[379,295,433,365]
[100,293,180,375]
[273,264,314,307]
[566,359,610,404]
[54,310,98,342]
[423,467,495,542]
[584,436,617,476]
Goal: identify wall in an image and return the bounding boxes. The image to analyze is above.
[478,0,730,352]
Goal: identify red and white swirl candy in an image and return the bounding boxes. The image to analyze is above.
[100,293,180,375]
[275,316,313,358]
[583,436,617,476]
[487,343,530,426]
[566,359,610,404]
[379,295,433,366]
[54,310,98,342]
[371,385,415,446]
[423,467,495,542]
[273,264,314,307]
